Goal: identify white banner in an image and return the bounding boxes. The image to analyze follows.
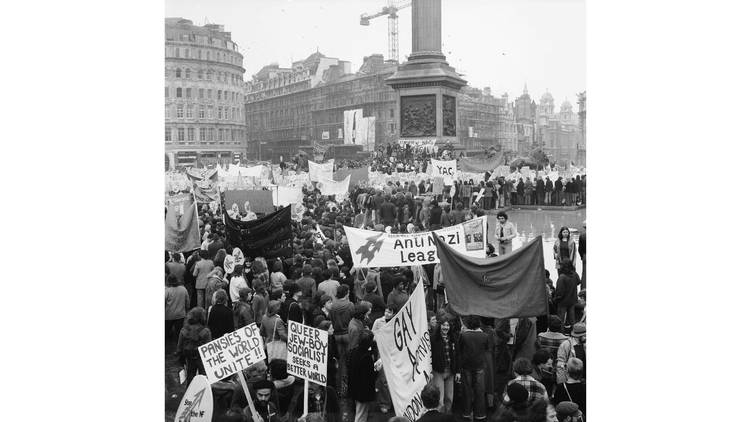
[174,375,213,422]
[198,323,266,384]
[343,109,363,145]
[318,175,350,199]
[308,160,334,182]
[431,159,457,183]
[286,320,329,386]
[344,216,487,268]
[272,186,303,207]
[374,280,431,422]
[314,224,327,245]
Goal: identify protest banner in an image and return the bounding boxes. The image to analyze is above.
[344,216,487,268]
[313,224,327,245]
[224,206,293,260]
[457,154,504,172]
[286,320,329,386]
[430,159,456,183]
[431,177,444,194]
[165,192,201,253]
[520,166,530,178]
[374,280,431,422]
[333,166,369,189]
[174,375,213,422]
[318,175,350,199]
[272,186,303,207]
[308,160,334,182]
[223,190,275,215]
[199,323,266,384]
[496,165,511,177]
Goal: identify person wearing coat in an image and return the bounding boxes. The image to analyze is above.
[544,178,553,205]
[516,179,525,205]
[348,330,377,422]
[260,300,288,343]
[207,289,234,340]
[553,177,564,205]
[431,317,459,413]
[536,178,545,205]
[553,262,580,328]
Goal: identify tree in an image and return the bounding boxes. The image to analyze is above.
[529,148,550,170]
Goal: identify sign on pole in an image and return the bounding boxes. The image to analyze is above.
[174,375,213,422]
[198,323,266,384]
[373,280,432,422]
[286,320,329,386]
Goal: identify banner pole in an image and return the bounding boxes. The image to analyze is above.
[237,372,262,422]
[303,378,309,417]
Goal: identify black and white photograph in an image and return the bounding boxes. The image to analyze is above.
[163,1,585,421]
[4,0,749,421]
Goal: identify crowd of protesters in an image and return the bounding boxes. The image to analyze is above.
[166,156,586,422]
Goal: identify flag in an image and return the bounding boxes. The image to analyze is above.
[165,192,201,253]
[223,205,292,260]
[432,233,548,319]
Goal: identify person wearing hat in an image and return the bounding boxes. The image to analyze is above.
[555,401,582,422]
[494,382,531,421]
[556,323,586,384]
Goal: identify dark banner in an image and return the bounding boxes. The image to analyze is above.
[165,192,201,253]
[224,205,293,260]
[223,190,275,214]
[333,166,369,189]
[433,233,547,319]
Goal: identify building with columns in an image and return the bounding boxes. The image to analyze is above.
[165,18,247,167]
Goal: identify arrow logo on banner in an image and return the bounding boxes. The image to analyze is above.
[355,232,385,265]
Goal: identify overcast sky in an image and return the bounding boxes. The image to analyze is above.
[166,0,585,107]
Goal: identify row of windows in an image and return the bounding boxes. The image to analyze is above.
[165,87,243,103]
[167,67,242,86]
[165,127,245,143]
[166,104,243,121]
[166,45,241,66]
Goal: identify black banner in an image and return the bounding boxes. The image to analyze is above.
[223,205,293,260]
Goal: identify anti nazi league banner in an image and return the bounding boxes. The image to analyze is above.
[374,280,432,422]
[174,375,213,422]
[286,320,329,386]
[431,159,456,183]
[198,323,266,384]
[344,216,487,268]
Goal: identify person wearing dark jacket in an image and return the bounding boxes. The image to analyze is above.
[516,179,525,205]
[431,317,458,413]
[207,290,235,340]
[535,178,545,206]
[553,262,579,328]
[544,178,553,205]
[415,384,458,422]
[457,315,489,420]
[553,177,563,205]
[176,307,212,385]
[348,330,377,422]
[379,194,398,227]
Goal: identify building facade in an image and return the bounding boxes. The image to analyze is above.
[245,52,505,160]
[514,84,537,156]
[165,18,247,166]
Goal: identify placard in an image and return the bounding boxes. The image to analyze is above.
[286,320,329,386]
[174,375,213,422]
[198,324,266,384]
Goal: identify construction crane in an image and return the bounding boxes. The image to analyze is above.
[360,0,411,63]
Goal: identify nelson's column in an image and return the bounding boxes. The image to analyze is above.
[385,0,467,148]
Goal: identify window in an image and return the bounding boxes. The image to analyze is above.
[209,128,215,141]
[176,88,182,98]
[165,105,170,118]
[218,128,223,142]
[390,123,395,133]
[207,71,212,81]
[176,105,184,118]
[175,68,181,78]
[164,87,169,98]
[185,88,191,99]
[208,106,214,119]
[207,89,212,99]
[175,48,180,58]
[186,105,193,119]
[199,105,205,119]
[198,70,203,80]
[178,128,185,141]
[198,49,202,59]
[188,128,195,142]
[183,48,189,58]
[200,127,206,141]
[224,90,228,101]
[198,88,204,99]
[390,109,394,118]
[165,127,171,142]
[185,69,191,79]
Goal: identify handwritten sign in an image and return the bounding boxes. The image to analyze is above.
[199,324,266,384]
[174,375,213,422]
[286,320,329,386]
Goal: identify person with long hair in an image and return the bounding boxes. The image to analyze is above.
[552,227,577,273]
[348,330,377,422]
[430,316,458,413]
[176,307,212,385]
